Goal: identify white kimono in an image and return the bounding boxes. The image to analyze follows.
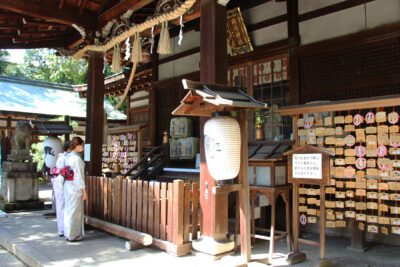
[51,152,68,235]
[64,151,85,240]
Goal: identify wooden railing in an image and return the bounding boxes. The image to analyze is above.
[84,176,199,256]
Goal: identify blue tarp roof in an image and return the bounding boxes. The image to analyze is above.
[0,75,126,120]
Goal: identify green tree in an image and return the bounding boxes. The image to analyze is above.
[0,50,10,74]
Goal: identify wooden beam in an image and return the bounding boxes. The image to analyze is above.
[22,18,68,28]
[298,0,374,22]
[0,0,97,29]
[246,14,287,32]
[86,51,105,176]
[79,0,89,15]
[158,47,200,65]
[287,0,299,46]
[84,216,152,245]
[0,24,20,30]
[98,0,154,28]
[17,29,75,36]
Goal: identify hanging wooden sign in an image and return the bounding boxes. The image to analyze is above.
[367,215,378,223]
[299,197,306,204]
[325,136,336,145]
[330,179,336,186]
[344,135,356,146]
[367,191,378,199]
[359,223,365,231]
[346,190,355,198]
[388,111,399,124]
[344,124,355,132]
[367,159,376,168]
[345,115,353,124]
[335,148,343,155]
[356,129,366,142]
[391,227,400,235]
[381,226,389,235]
[297,119,305,127]
[346,200,356,208]
[345,211,356,218]
[336,201,345,208]
[390,134,400,147]
[390,193,400,201]
[379,192,390,200]
[389,147,400,155]
[316,127,326,136]
[298,129,307,136]
[304,117,314,129]
[356,171,365,178]
[366,168,378,177]
[391,206,400,214]
[366,135,377,149]
[367,225,379,234]
[391,218,400,225]
[317,137,324,146]
[335,191,346,198]
[336,221,346,228]
[345,148,355,157]
[366,180,378,189]
[326,201,336,208]
[356,213,366,221]
[365,112,375,124]
[355,179,366,188]
[367,202,378,210]
[307,198,317,205]
[378,158,391,170]
[379,204,389,213]
[336,212,344,219]
[356,189,366,196]
[345,157,356,165]
[346,181,356,188]
[324,117,333,126]
[379,217,390,225]
[307,129,316,137]
[336,180,344,188]
[355,145,366,157]
[336,138,345,146]
[335,159,345,166]
[315,119,324,127]
[307,209,317,215]
[334,116,345,124]
[389,125,399,133]
[366,126,377,134]
[307,188,319,195]
[378,125,389,134]
[326,221,336,228]
[326,187,336,194]
[299,188,308,194]
[376,111,387,123]
[335,127,343,135]
[299,206,307,212]
[325,128,335,136]
[377,134,389,146]
[366,149,377,157]
[356,202,367,210]
[379,182,389,190]
[308,216,317,224]
[353,114,364,126]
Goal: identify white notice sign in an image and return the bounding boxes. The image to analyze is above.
[293,153,322,179]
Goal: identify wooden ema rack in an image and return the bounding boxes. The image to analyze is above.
[284,145,334,266]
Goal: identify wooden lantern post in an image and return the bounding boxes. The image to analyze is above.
[284,145,334,266]
[172,79,267,262]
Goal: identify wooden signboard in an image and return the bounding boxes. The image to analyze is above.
[285,145,334,262]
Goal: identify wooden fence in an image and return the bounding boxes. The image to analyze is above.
[84,176,199,256]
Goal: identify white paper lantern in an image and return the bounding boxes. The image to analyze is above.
[43,136,63,168]
[204,113,241,181]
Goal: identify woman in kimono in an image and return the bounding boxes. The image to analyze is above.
[51,141,70,237]
[64,137,87,241]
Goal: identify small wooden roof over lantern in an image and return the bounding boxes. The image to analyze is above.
[172,79,267,117]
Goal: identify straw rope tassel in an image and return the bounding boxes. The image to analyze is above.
[157,21,171,55]
[114,61,138,111]
[111,44,121,72]
[131,32,142,63]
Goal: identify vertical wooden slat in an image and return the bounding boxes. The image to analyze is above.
[137,180,143,232]
[183,183,191,243]
[116,176,123,225]
[142,181,148,233]
[160,182,167,240]
[107,178,112,222]
[132,180,137,230]
[191,182,199,240]
[121,179,127,227]
[112,177,122,224]
[172,180,184,245]
[96,177,100,218]
[126,179,132,228]
[89,176,94,217]
[154,182,160,238]
[103,177,108,221]
[167,182,173,242]
[148,181,154,236]
[85,176,88,216]
[99,177,104,220]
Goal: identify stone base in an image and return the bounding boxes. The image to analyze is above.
[286,252,307,265]
[192,235,235,256]
[7,154,32,162]
[0,200,44,212]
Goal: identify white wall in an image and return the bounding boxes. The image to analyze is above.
[299,0,400,45]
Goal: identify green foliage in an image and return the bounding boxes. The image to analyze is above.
[0,50,10,74]
[106,95,127,114]
[1,49,88,84]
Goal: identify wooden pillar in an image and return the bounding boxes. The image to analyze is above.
[199,0,228,239]
[64,115,70,142]
[287,0,300,105]
[86,51,104,176]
